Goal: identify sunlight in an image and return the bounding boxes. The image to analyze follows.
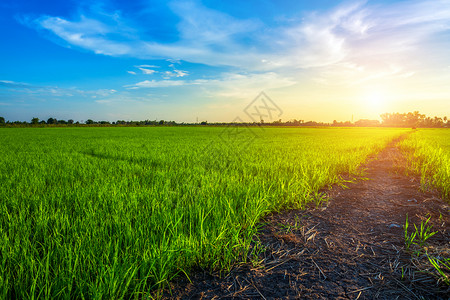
[362,89,388,113]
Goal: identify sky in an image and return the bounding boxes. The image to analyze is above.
[1,0,450,123]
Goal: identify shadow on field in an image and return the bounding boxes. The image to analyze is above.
[80,149,161,168]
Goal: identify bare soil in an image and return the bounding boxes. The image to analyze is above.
[163,139,450,299]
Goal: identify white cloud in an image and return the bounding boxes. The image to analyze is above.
[94,89,117,96]
[125,80,186,89]
[28,1,265,68]
[95,99,111,104]
[124,71,295,94]
[204,72,297,99]
[0,80,33,88]
[169,1,260,46]
[37,15,133,56]
[127,71,136,75]
[162,69,189,78]
[166,59,181,64]
[174,70,188,77]
[136,64,159,68]
[138,67,157,75]
[1,79,119,99]
[24,0,450,88]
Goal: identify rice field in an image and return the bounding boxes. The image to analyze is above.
[398,129,450,200]
[0,127,407,298]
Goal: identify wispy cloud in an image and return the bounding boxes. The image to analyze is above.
[25,1,264,67]
[35,15,134,56]
[1,79,117,98]
[92,89,117,97]
[0,80,34,88]
[138,67,157,75]
[125,71,295,99]
[203,72,297,99]
[95,99,112,104]
[125,80,186,89]
[162,70,188,78]
[137,65,159,68]
[21,0,450,89]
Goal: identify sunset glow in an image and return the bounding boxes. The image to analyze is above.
[363,89,389,114]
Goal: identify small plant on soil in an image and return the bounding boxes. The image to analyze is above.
[404,214,437,252]
[403,214,449,287]
[311,191,329,208]
[404,214,416,250]
[427,255,450,286]
[278,216,303,234]
[414,216,437,247]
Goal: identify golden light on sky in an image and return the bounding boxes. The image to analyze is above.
[362,88,389,117]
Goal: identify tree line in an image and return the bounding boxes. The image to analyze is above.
[0,117,177,126]
[0,111,448,128]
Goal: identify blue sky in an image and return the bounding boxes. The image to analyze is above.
[1,0,449,123]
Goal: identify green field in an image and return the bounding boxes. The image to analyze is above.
[0,127,408,298]
[399,129,450,200]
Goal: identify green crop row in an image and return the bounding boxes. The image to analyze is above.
[398,129,450,200]
[0,127,407,298]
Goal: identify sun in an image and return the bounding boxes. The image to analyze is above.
[363,90,388,112]
[366,93,384,107]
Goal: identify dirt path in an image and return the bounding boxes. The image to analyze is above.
[164,140,450,299]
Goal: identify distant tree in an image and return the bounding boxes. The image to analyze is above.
[85,119,94,125]
[342,121,353,127]
[47,117,57,124]
[355,119,380,127]
[200,121,208,125]
[58,120,67,124]
[423,117,433,127]
[31,117,39,124]
[159,120,165,125]
[291,119,302,126]
[39,120,46,124]
[68,119,74,124]
[432,116,443,128]
[0,116,5,125]
[380,112,448,128]
[145,119,157,125]
[272,119,282,125]
[405,111,421,127]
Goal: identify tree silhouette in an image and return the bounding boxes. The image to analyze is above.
[47,118,57,124]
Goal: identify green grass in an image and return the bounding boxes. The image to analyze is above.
[398,129,450,200]
[0,127,407,298]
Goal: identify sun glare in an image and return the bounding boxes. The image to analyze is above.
[366,93,384,107]
[362,90,388,113]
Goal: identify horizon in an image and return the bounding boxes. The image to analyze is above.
[1,110,448,127]
[1,0,450,123]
